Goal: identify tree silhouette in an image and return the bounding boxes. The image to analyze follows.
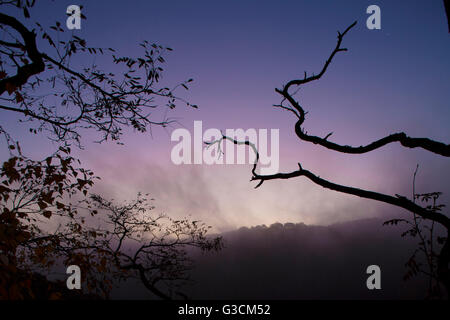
[384,165,447,299]
[78,193,222,300]
[0,1,196,146]
[0,1,220,300]
[209,21,450,298]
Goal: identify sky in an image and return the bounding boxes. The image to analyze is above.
[1,0,449,232]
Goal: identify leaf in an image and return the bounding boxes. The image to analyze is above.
[41,191,54,204]
[15,92,24,103]
[43,210,52,219]
[0,185,11,194]
[37,201,48,210]
[382,218,408,226]
[5,82,16,95]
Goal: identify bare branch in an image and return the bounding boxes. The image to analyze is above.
[273,20,449,157]
[0,12,45,95]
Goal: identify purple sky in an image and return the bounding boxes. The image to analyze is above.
[1,0,449,231]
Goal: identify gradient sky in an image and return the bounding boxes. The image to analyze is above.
[1,0,449,232]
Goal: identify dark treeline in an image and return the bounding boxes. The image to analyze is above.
[113,217,433,299]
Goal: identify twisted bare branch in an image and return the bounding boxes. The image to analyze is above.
[275,20,450,157]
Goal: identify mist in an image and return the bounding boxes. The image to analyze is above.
[112,217,436,300]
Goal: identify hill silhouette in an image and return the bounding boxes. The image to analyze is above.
[112,217,428,299]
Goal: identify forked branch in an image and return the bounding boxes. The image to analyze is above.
[275,20,450,157]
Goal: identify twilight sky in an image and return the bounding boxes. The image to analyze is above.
[1,0,449,232]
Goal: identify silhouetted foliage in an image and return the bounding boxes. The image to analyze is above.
[0,0,195,146]
[0,153,222,299]
[0,1,219,300]
[384,165,447,299]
